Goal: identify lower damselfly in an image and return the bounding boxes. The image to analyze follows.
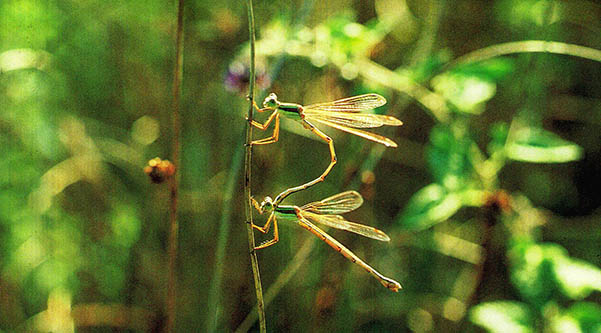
[252,190,402,292]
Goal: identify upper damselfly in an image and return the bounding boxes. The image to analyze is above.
[249,93,403,204]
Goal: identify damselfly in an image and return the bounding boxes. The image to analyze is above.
[249,93,403,204]
[252,190,402,292]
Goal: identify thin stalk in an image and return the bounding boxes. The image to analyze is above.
[354,58,450,123]
[166,0,184,331]
[450,40,601,67]
[408,0,443,66]
[206,2,316,329]
[244,0,267,332]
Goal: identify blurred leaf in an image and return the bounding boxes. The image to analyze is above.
[432,72,496,114]
[0,0,64,50]
[34,259,75,293]
[397,183,462,231]
[549,314,581,333]
[0,48,51,72]
[496,0,553,27]
[510,240,601,306]
[432,59,513,114]
[427,124,473,190]
[488,122,509,155]
[1,71,62,158]
[508,239,559,308]
[553,254,601,299]
[506,127,583,163]
[304,12,390,74]
[109,202,141,248]
[469,301,533,333]
[407,50,452,82]
[452,58,515,81]
[322,14,368,63]
[565,302,601,333]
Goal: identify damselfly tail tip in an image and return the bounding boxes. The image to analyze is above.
[373,228,391,242]
[386,279,402,292]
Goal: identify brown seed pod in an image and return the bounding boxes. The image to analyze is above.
[144,157,176,184]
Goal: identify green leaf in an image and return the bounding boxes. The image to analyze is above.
[506,127,583,163]
[431,58,513,114]
[510,240,601,304]
[431,72,497,114]
[553,255,601,299]
[427,125,474,190]
[407,50,452,82]
[397,183,463,231]
[452,58,515,81]
[469,301,533,333]
[549,314,582,333]
[488,122,509,155]
[508,240,558,308]
[565,302,601,333]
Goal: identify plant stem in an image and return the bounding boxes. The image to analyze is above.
[355,58,450,123]
[166,0,184,331]
[450,40,601,67]
[245,0,267,332]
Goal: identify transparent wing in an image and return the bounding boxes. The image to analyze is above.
[309,117,398,147]
[305,112,403,128]
[301,190,364,214]
[300,211,390,242]
[303,94,386,113]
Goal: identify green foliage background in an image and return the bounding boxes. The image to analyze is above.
[1,0,601,331]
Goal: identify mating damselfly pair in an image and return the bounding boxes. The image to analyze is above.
[249,93,403,292]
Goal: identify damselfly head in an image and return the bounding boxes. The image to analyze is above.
[260,196,275,212]
[262,93,279,109]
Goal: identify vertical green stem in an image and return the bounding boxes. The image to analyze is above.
[166,0,184,331]
[245,0,267,332]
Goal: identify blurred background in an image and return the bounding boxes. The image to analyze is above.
[1,0,601,331]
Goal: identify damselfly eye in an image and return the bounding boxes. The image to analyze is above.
[263,93,278,108]
[260,196,274,211]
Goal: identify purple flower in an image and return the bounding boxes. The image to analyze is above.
[225,60,271,94]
